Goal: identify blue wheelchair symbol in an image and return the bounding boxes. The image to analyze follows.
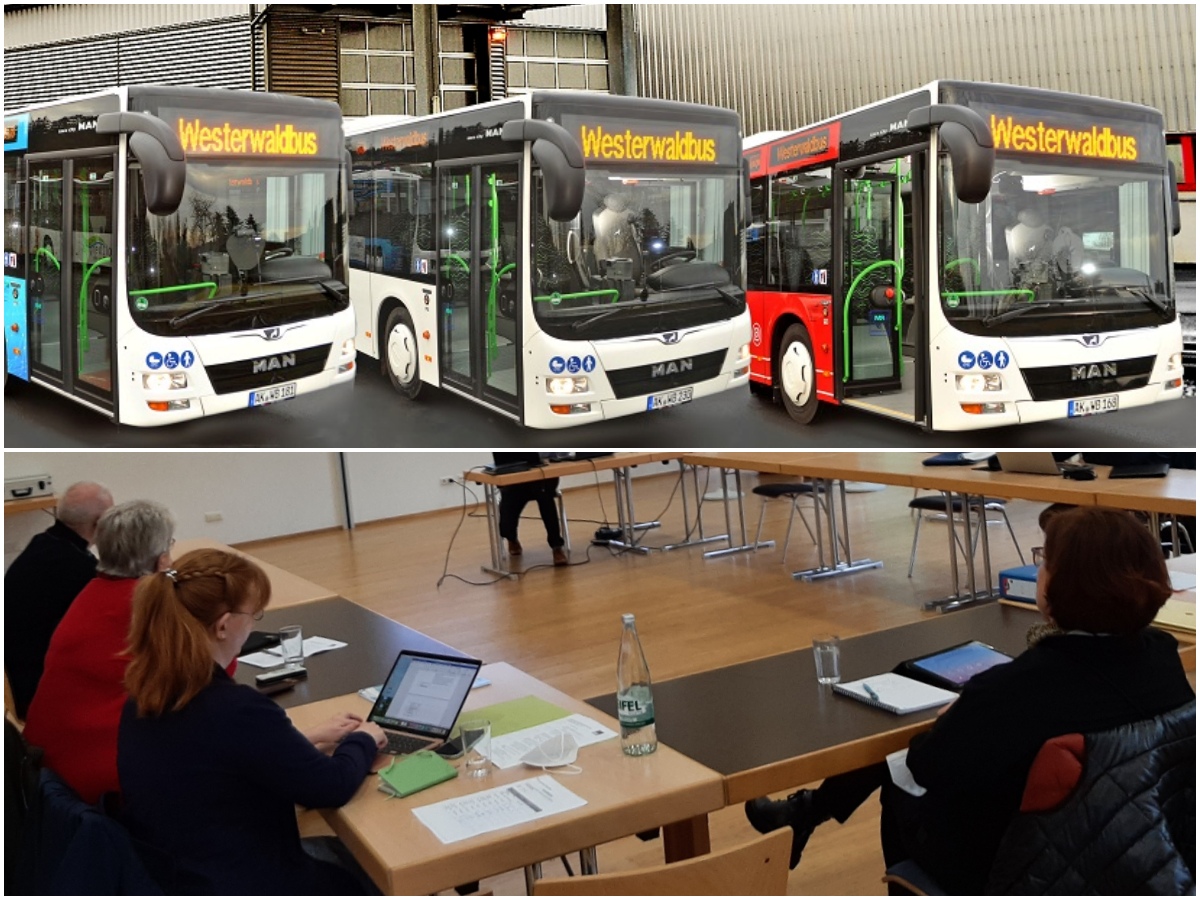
[958,350,976,370]
[977,351,994,370]
[566,356,582,374]
[164,351,180,369]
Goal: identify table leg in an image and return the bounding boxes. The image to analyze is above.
[703,468,768,558]
[523,862,543,894]
[924,492,998,613]
[663,814,711,863]
[791,479,884,580]
[578,846,599,875]
[605,467,652,555]
[662,461,732,552]
[481,484,518,581]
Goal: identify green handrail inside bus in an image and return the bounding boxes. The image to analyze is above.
[944,257,981,289]
[129,282,220,302]
[533,289,620,305]
[486,173,499,375]
[34,247,61,273]
[78,256,111,359]
[842,258,902,382]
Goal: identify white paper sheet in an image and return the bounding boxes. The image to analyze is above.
[237,636,347,668]
[412,775,587,844]
[487,714,617,769]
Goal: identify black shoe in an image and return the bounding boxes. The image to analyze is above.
[744,789,824,870]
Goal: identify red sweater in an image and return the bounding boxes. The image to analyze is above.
[24,575,138,805]
[23,574,238,805]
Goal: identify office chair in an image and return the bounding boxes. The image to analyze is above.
[907,493,1023,578]
[532,829,791,895]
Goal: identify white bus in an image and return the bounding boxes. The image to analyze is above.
[4,86,355,425]
[345,92,751,427]
[744,81,1186,430]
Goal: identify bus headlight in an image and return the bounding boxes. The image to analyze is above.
[341,338,356,357]
[738,343,750,360]
[143,372,188,391]
[956,372,1002,392]
[547,376,588,395]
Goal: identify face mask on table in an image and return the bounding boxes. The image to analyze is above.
[521,732,581,773]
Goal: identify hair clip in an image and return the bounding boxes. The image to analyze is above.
[165,569,179,583]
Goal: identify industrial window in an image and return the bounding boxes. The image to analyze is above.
[340,19,418,116]
[504,28,608,96]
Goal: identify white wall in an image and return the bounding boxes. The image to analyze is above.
[4,451,662,564]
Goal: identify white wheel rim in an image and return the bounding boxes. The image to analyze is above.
[780,339,814,407]
[386,322,416,385]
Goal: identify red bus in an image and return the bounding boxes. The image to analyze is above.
[745,81,1186,431]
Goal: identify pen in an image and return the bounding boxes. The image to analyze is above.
[863,683,880,702]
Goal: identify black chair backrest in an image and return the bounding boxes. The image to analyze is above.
[5,719,41,895]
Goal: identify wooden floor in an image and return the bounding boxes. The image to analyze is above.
[243,468,1046,895]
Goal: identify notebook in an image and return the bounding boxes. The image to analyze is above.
[833,673,958,715]
[377,750,459,798]
[994,452,1070,475]
[368,650,483,755]
[1153,599,1197,633]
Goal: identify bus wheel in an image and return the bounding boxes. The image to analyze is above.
[383,307,422,399]
[778,323,819,425]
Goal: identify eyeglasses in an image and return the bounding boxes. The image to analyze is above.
[230,609,265,622]
[1031,546,1045,566]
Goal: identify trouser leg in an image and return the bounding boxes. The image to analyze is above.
[811,762,890,824]
[498,489,525,541]
[534,481,564,548]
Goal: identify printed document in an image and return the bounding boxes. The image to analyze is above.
[412,775,586,844]
[238,636,347,668]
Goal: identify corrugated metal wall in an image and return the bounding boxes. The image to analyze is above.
[3,4,250,48]
[264,12,342,101]
[4,17,259,109]
[629,4,1197,135]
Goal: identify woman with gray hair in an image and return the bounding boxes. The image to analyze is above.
[23,500,179,805]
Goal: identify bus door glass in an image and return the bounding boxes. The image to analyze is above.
[437,161,520,412]
[839,155,916,401]
[26,155,115,407]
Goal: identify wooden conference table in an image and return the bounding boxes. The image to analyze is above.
[685,452,1196,607]
[464,453,674,576]
[286,663,724,895]
[173,537,339,609]
[587,601,1197,806]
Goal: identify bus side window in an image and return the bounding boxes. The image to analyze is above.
[746,179,768,289]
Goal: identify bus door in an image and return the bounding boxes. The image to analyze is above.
[837,151,925,424]
[436,159,521,415]
[26,153,116,412]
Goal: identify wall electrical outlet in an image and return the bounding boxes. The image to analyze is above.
[439,476,457,486]
[204,511,223,523]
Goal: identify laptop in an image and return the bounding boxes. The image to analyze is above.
[367,650,483,756]
[995,452,1075,476]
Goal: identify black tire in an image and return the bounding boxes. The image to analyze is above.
[776,322,819,425]
[382,306,422,399]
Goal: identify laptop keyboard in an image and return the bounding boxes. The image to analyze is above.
[384,732,431,755]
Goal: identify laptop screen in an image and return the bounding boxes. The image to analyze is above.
[369,651,482,738]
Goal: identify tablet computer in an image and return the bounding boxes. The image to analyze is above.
[899,640,1014,691]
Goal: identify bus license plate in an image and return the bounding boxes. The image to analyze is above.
[647,387,694,411]
[1068,394,1118,417]
[250,383,298,407]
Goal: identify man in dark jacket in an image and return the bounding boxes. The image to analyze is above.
[5,482,113,717]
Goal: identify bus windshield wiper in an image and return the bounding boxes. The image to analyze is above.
[168,278,345,329]
[642,281,744,308]
[570,304,629,332]
[1116,285,1171,318]
[982,300,1058,327]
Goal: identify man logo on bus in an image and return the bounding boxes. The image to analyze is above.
[1071,362,1117,381]
[1082,334,1101,347]
[660,331,681,345]
[651,358,693,378]
[253,353,296,374]
[262,327,283,341]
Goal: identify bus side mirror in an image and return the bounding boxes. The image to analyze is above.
[741,157,752,229]
[502,119,585,222]
[906,104,995,204]
[97,111,186,216]
[1169,161,1182,236]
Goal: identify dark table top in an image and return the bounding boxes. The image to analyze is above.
[235,597,463,709]
[587,603,1039,803]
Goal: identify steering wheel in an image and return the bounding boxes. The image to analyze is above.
[263,247,295,261]
[647,248,696,272]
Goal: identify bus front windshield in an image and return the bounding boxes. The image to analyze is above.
[940,158,1172,337]
[127,162,347,337]
[532,169,744,341]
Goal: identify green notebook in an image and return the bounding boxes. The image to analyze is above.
[377,750,458,798]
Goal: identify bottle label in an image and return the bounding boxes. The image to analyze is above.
[617,688,655,728]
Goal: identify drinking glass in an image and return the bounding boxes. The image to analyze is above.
[460,718,492,778]
[813,633,841,685]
